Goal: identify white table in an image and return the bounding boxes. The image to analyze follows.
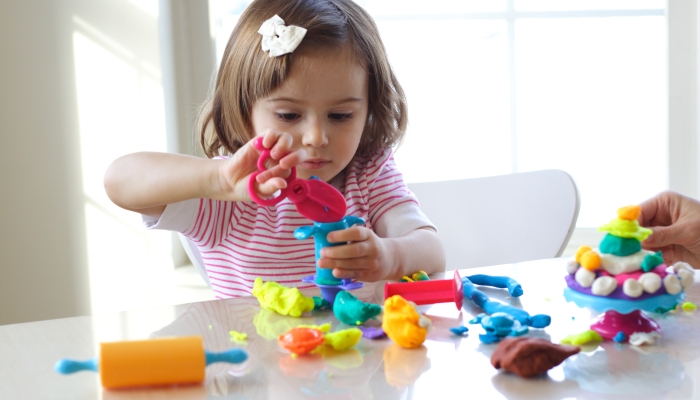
[1,258,699,399]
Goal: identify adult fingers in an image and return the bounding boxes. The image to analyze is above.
[643,224,684,248]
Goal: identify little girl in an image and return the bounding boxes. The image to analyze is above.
[104,0,445,298]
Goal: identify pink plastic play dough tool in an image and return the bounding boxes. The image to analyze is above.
[384,270,464,310]
[247,137,347,222]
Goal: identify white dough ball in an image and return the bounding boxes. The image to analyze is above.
[575,267,596,288]
[566,259,579,274]
[678,269,695,289]
[663,274,682,295]
[622,278,643,298]
[673,261,694,273]
[638,272,662,293]
[591,276,617,296]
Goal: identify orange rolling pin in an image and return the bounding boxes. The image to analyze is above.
[55,336,247,389]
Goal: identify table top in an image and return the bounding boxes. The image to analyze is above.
[2,258,699,399]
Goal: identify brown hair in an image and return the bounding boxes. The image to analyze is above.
[198,0,407,158]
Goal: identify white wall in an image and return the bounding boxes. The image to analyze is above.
[0,0,91,324]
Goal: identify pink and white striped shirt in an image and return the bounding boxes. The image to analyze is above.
[144,148,434,298]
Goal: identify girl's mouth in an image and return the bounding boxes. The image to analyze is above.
[300,159,330,170]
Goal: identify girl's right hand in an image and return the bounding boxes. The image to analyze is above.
[216,130,307,201]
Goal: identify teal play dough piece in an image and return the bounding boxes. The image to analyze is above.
[641,251,664,272]
[333,290,382,325]
[599,234,641,256]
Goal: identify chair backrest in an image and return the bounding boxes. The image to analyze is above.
[408,169,579,270]
[178,233,211,287]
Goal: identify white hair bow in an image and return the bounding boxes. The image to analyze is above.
[258,15,307,57]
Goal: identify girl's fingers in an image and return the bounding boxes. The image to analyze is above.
[327,226,368,243]
[322,242,367,260]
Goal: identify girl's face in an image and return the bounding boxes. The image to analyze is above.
[251,45,369,182]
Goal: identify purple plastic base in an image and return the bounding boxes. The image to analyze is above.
[302,275,363,305]
[590,309,661,341]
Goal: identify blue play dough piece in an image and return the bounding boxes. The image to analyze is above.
[613,332,627,343]
[462,277,551,328]
[333,290,382,325]
[450,325,469,335]
[472,312,528,344]
[467,274,523,297]
[599,234,641,256]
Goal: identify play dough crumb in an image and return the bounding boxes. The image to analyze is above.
[682,302,697,312]
[229,330,248,342]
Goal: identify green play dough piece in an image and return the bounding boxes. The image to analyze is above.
[641,251,664,272]
[333,290,382,325]
[599,234,641,256]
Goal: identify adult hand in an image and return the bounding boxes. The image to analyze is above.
[639,190,700,267]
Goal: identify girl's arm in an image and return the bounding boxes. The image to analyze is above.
[104,131,306,218]
[103,152,226,218]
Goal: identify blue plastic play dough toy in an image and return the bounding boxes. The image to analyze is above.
[295,215,365,286]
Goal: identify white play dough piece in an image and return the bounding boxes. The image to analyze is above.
[575,267,596,288]
[663,274,682,295]
[591,276,617,296]
[638,272,662,293]
[672,261,694,273]
[678,269,695,289]
[622,278,643,298]
[599,250,653,275]
[566,259,579,274]
[629,332,660,346]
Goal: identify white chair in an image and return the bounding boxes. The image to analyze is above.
[408,169,579,270]
[179,233,211,287]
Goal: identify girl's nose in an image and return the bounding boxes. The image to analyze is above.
[301,118,328,148]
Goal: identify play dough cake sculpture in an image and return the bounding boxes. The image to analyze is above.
[564,205,695,341]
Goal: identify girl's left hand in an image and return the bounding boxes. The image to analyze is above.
[317,226,397,282]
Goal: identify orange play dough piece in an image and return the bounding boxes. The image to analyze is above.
[580,250,601,271]
[617,205,641,221]
[278,327,325,355]
[100,336,205,389]
[575,245,592,264]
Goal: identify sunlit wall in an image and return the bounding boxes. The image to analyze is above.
[0,0,176,324]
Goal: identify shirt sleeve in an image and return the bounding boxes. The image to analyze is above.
[142,198,200,233]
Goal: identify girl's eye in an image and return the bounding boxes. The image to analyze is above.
[276,113,300,122]
[329,113,352,122]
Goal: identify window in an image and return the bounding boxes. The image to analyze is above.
[210,0,671,250]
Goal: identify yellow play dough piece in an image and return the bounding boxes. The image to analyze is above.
[382,295,431,349]
[323,328,362,351]
[575,245,592,264]
[580,250,601,271]
[599,218,652,241]
[297,323,332,333]
[617,205,642,221]
[561,330,603,346]
[682,302,697,312]
[252,277,314,317]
